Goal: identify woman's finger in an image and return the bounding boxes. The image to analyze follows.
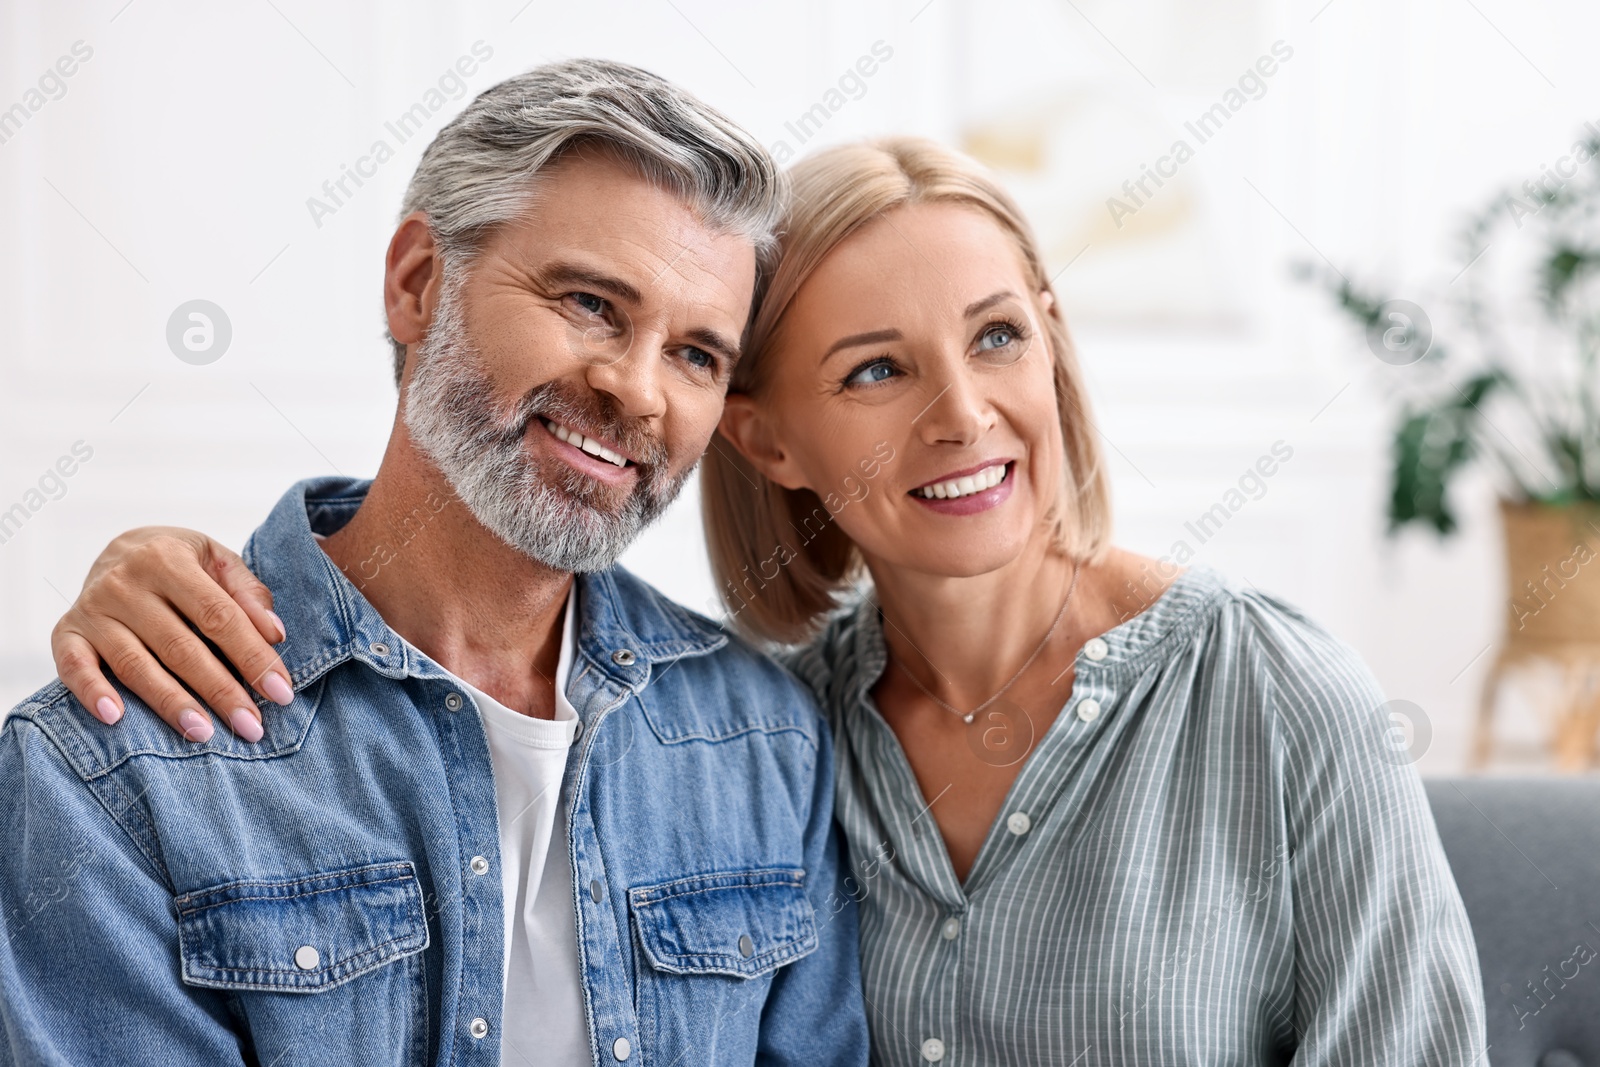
[203,537,286,647]
[153,545,293,708]
[78,616,219,743]
[50,624,124,725]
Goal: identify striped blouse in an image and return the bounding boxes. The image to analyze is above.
[786,564,1486,1066]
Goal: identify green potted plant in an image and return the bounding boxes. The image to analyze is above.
[1303,130,1600,767]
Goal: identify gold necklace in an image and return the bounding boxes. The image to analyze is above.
[889,562,1081,724]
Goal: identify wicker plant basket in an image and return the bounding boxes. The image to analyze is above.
[1476,500,1600,770]
[1500,501,1600,647]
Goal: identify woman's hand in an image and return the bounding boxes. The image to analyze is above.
[50,527,294,743]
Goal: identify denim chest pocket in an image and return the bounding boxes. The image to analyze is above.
[629,868,818,980]
[176,860,429,991]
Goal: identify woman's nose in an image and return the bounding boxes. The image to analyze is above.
[916,364,995,447]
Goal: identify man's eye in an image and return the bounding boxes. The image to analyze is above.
[569,292,606,316]
[682,347,716,370]
[844,359,898,387]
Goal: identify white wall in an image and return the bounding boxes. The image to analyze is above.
[3,0,1595,773]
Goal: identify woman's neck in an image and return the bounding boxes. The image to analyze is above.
[865,537,1173,708]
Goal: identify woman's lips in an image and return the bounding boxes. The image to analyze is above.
[908,461,1015,516]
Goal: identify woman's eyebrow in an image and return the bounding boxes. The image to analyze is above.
[964,290,1019,318]
[823,328,902,360]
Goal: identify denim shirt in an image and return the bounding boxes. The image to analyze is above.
[0,477,868,1067]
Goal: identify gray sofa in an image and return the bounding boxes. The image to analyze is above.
[1425,779,1600,1066]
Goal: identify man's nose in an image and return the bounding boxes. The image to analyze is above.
[581,333,667,421]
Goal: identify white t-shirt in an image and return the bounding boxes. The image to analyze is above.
[432,590,589,1067]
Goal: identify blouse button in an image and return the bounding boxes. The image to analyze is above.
[1006,811,1032,836]
[1076,698,1102,722]
[941,917,961,940]
[1083,637,1109,661]
[921,1037,946,1062]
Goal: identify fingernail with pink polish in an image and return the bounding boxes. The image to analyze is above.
[263,672,294,706]
[268,612,286,643]
[228,708,264,743]
[93,697,122,725]
[178,709,214,743]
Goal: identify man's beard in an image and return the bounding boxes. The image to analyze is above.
[403,273,694,573]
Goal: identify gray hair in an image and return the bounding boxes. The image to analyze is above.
[390,58,786,385]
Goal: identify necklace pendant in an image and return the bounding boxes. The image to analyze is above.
[963,713,975,724]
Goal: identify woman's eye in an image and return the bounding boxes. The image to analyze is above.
[979,324,1016,351]
[845,359,899,387]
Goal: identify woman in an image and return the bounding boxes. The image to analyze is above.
[49,137,1484,1063]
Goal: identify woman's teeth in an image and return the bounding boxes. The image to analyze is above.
[915,463,1007,500]
[543,418,629,467]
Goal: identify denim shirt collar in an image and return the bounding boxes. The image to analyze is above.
[243,477,728,695]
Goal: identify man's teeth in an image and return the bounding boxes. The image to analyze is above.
[543,419,629,467]
[915,463,1007,500]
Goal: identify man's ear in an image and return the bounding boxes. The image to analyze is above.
[719,395,811,491]
[386,212,444,350]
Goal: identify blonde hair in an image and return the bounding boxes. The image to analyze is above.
[701,137,1110,644]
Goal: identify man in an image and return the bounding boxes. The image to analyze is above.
[0,60,868,1067]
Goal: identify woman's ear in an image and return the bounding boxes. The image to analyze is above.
[1037,286,1058,319]
[719,395,811,491]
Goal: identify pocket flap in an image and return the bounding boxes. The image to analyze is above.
[629,868,817,979]
[176,861,428,993]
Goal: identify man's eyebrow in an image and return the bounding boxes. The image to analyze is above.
[686,326,741,365]
[964,290,1018,318]
[823,328,902,360]
[536,263,643,305]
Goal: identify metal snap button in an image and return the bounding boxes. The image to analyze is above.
[612,1037,631,1061]
[445,692,464,712]
[1083,637,1109,661]
[294,945,320,970]
[470,1017,489,1039]
[611,649,636,666]
[738,934,754,958]
[573,719,584,741]
[370,641,390,656]
[469,855,489,876]
[590,878,603,903]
